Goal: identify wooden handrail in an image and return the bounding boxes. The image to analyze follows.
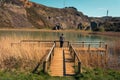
[69,44,82,73]
[12,40,104,45]
[20,40,70,43]
[19,40,70,48]
[43,43,55,73]
[71,43,104,45]
[71,41,106,49]
[70,44,81,62]
[71,41,105,43]
[45,43,55,61]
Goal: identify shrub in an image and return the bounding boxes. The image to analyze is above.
[98,26,105,32]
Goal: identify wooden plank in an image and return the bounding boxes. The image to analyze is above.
[64,48,75,75]
[49,48,63,76]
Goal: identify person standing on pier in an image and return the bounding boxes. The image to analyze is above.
[59,33,64,48]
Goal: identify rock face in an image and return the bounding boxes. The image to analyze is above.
[0,0,90,29]
[90,17,120,31]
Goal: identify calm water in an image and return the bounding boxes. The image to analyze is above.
[0,30,120,57]
[0,30,119,41]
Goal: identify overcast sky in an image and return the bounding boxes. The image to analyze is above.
[30,0,120,17]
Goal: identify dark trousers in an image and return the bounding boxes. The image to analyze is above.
[60,41,64,48]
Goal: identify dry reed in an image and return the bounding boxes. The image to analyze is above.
[74,41,120,70]
[0,36,53,72]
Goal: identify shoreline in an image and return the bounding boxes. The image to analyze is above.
[0,28,120,37]
[0,28,91,33]
[89,32,120,37]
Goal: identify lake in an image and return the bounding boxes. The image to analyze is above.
[0,30,120,65]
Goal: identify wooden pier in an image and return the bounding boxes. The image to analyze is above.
[11,40,108,76]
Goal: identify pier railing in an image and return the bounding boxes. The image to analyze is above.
[69,44,82,73]
[71,41,105,48]
[11,40,69,47]
[71,41,107,53]
[11,40,54,47]
[43,43,55,73]
[53,40,69,47]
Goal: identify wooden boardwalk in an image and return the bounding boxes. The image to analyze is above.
[49,48,75,76]
[12,40,107,76]
[47,44,107,76]
[49,48,64,76]
[64,48,75,76]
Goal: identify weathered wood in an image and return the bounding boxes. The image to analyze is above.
[82,42,84,47]
[88,44,90,52]
[69,44,82,74]
[43,43,55,73]
[43,61,47,73]
[78,62,81,73]
[105,44,108,65]
[49,48,64,76]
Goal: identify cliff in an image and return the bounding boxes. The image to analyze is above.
[90,17,120,31]
[0,0,90,29]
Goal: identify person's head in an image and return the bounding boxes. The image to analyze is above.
[61,33,63,36]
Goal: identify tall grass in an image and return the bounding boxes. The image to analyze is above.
[0,36,53,72]
[107,40,120,70]
[74,41,120,70]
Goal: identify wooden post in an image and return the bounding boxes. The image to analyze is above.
[100,53,103,67]
[82,42,84,47]
[90,52,93,66]
[89,52,91,66]
[43,61,47,73]
[50,54,52,63]
[105,44,108,50]
[53,47,54,56]
[54,41,56,47]
[67,41,69,47]
[99,42,102,47]
[88,44,90,52]
[97,52,99,67]
[74,52,75,62]
[69,45,71,54]
[105,44,108,65]
[78,62,81,73]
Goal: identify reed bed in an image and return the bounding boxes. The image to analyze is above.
[76,50,106,68]
[73,41,120,70]
[107,40,120,70]
[0,36,53,72]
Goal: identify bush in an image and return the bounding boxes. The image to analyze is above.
[98,26,105,32]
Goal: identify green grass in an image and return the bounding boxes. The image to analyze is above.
[75,68,120,80]
[0,68,120,80]
[0,70,74,80]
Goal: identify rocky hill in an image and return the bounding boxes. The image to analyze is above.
[0,0,90,29]
[90,17,120,31]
